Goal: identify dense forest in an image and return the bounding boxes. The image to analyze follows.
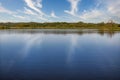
[0,22,120,30]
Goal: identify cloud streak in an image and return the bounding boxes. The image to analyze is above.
[24,7,37,15]
[13,15,25,19]
[80,9,103,20]
[65,0,80,16]
[23,0,49,21]
[0,3,13,14]
[24,0,44,16]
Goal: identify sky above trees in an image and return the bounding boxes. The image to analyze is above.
[0,0,120,23]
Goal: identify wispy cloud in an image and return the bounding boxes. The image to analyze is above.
[0,3,13,14]
[80,9,103,20]
[50,11,58,18]
[65,0,80,16]
[24,7,37,15]
[24,0,49,21]
[13,15,25,19]
[0,0,120,23]
[103,0,120,17]
[24,0,44,16]
[78,0,120,22]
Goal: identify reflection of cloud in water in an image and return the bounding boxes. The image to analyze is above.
[67,35,79,63]
[20,34,43,58]
[66,33,120,71]
[0,33,44,73]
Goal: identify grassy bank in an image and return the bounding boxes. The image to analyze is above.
[0,22,120,31]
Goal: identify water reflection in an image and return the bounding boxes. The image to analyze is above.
[0,34,44,73]
[0,29,120,80]
[98,30,116,38]
[67,35,79,63]
[20,34,43,58]
[0,29,119,37]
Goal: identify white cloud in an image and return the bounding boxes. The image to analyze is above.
[24,0,49,21]
[79,9,103,20]
[37,16,48,21]
[24,0,44,16]
[78,0,120,23]
[65,0,80,16]
[24,7,37,15]
[104,0,120,17]
[50,11,58,18]
[13,15,25,19]
[88,0,120,22]
[35,0,42,8]
[0,0,120,23]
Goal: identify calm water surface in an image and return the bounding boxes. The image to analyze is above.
[0,29,120,80]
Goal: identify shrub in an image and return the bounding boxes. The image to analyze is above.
[118,25,120,27]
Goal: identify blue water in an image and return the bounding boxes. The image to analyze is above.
[0,30,120,80]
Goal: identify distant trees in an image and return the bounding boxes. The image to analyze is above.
[118,25,120,27]
[98,22,105,26]
[0,22,120,30]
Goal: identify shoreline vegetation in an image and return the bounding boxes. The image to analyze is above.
[0,22,120,31]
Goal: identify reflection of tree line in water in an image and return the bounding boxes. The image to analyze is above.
[0,29,119,37]
[98,30,116,38]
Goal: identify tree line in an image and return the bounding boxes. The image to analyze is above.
[0,22,120,30]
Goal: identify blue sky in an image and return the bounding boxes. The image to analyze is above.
[0,0,120,23]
